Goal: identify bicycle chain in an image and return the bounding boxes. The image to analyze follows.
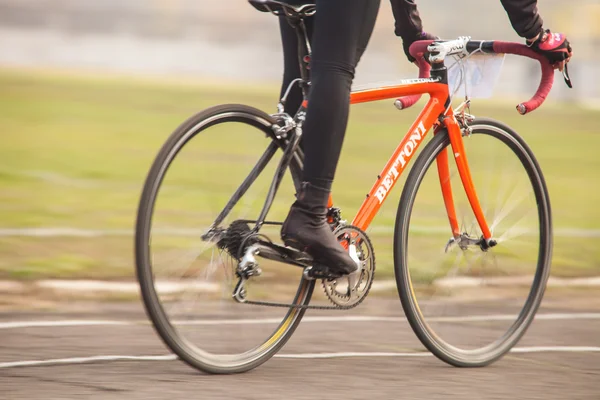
[241,298,359,310]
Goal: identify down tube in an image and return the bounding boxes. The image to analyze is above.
[351,98,444,231]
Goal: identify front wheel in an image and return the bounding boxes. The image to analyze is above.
[395,118,552,367]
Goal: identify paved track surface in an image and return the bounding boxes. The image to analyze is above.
[1,294,599,400]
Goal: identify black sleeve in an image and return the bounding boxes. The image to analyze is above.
[389,0,423,41]
[390,0,543,41]
[500,0,543,39]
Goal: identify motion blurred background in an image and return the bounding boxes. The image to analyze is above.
[1,0,599,98]
[0,0,599,296]
[1,3,599,398]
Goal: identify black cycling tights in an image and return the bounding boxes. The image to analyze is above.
[279,0,380,192]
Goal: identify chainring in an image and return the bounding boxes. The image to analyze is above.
[322,225,375,307]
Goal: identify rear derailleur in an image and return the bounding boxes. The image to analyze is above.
[232,244,262,303]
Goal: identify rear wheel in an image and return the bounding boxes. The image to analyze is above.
[135,104,314,374]
[395,118,552,367]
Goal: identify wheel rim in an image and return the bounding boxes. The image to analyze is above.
[399,122,551,363]
[136,109,312,371]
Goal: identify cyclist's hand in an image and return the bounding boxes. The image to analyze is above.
[403,32,438,63]
[527,29,573,72]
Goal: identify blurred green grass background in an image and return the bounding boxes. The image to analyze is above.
[0,68,599,280]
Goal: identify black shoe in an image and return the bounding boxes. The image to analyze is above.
[281,182,358,276]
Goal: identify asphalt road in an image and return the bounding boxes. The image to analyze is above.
[1,293,599,400]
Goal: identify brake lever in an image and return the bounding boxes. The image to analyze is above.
[562,63,573,88]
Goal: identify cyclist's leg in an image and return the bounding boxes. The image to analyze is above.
[302,0,379,189]
[281,0,380,276]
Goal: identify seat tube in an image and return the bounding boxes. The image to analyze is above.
[445,117,492,240]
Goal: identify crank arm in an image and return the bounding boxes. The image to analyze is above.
[253,240,313,268]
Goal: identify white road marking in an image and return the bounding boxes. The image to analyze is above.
[275,347,600,359]
[1,313,600,330]
[1,347,599,369]
[432,313,600,322]
[510,346,600,353]
[0,355,177,369]
[0,228,134,238]
[1,226,599,238]
[275,352,433,359]
[0,320,131,329]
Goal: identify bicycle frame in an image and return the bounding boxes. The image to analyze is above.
[238,75,493,244]
[208,16,494,245]
[345,79,492,241]
[208,75,493,246]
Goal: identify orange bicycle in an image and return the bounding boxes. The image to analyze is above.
[136,0,560,374]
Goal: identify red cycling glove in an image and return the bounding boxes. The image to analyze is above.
[527,29,573,87]
[527,29,572,63]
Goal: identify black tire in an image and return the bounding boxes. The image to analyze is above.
[135,104,314,374]
[395,118,552,367]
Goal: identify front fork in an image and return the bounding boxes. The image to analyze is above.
[437,112,495,248]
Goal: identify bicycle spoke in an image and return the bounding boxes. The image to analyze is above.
[495,206,538,243]
[211,142,279,228]
[152,243,211,280]
[490,185,533,234]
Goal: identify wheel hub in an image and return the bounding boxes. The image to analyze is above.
[445,233,498,253]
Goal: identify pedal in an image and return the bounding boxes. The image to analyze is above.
[302,265,344,281]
